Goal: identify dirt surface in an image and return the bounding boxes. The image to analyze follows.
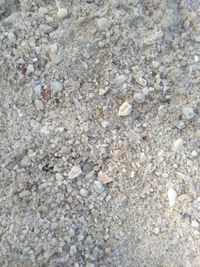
[0,0,200,266]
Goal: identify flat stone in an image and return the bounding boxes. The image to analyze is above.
[112,75,126,87]
[98,171,112,184]
[39,24,56,34]
[118,101,132,116]
[68,165,82,179]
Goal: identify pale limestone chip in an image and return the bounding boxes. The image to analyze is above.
[68,165,82,179]
[172,138,184,152]
[57,8,68,19]
[168,188,177,207]
[98,171,112,184]
[118,101,132,116]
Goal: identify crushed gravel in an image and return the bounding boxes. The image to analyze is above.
[0,0,200,266]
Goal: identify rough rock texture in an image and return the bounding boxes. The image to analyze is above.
[0,0,200,266]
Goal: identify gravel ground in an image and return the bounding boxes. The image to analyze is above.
[0,0,200,266]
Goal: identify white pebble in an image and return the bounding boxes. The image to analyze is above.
[118,101,132,116]
[57,8,68,19]
[40,126,50,135]
[133,92,145,103]
[68,165,82,179]
[182,107,196,120]
[168,188,177,207]
[191,220,199,228]
[79,188,88,197]
[97,17,110,31]
[194,55,199,63]
[99,87,109,96]
[152,61,160,68]
[136,77,147,87]
[172,138,184,152]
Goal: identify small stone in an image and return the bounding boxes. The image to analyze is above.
[101,120,110,128]
[142,87,149,95]
[112,75,126,87]
[38,7,48,16]
[118,101,132,116]
[194,55,199,63]
[133,92,145,103]
[191,151,198,158]
[8,31,16,43]
[39,24,55,34]
[27,64,34,74]
[50,81,63,93]
[43,89,52,101]
[182,107,196,120]
[80,188,88,197]
[152,61,160,68]
[86,0,94,3]
[99,87,109,96]
[152,227,160,235]
[94,181,104,193]
[21,155,31,167]
[98,171,112,184]
[172,138,184,152]
[19,190,31,198]
[34,99,44,110]
[168,188,177,207]
[40,126,50,135]
[97,17,110,31]
[191,220,199,229]
[68,165,82,179]
[176,120,185,130]
[57,8,68,19]
[70,245,77,256]
[34,84,42,96]
[135,77,147,87]
[49,43,58,54]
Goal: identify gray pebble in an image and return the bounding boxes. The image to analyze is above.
[39,24,55,34]
[8,31,16,43]
[94,181,104,193]
[34,84,42,96]
[182,107,196,120]
[50,81,63,93]
[97,18,110,31]
[27,64,34,74]
[21,155,31,167]
[112,75,126,87]
[133,92,145,103]
[19,190,31,198]
[80,188,88,197]
[70,245,77,256]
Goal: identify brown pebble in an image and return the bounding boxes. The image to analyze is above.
[43,89,52,101]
